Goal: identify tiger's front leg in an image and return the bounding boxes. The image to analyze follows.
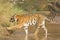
[24,26,28,40]
[41,20,47,38]
[24,26,28,36]
[23,22,29,40]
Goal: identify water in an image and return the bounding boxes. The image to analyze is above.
[0,32,60,40]
[12,33,60,40]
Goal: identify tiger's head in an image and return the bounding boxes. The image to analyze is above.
[9,14,18,23]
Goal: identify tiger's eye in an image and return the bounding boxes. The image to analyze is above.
[9,17,15,22]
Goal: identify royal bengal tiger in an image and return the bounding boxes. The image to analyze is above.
[6,13,51,37]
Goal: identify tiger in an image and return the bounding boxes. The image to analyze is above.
[6,13,50,37]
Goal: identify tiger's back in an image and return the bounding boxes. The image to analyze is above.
[15,13,47,27]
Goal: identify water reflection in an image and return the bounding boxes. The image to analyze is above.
[25,34,28,40]
[24,34,47,40]
[0,33,60,40]
[24,33,60,40]
[34,35,47,40]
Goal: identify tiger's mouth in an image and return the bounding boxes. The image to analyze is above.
[9,18,15,23]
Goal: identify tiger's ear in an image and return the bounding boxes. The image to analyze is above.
[13,14,16,17]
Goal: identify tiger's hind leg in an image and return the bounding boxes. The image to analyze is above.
[34,26,40,35]
[42,20,47,38]
[34,20,47,38]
